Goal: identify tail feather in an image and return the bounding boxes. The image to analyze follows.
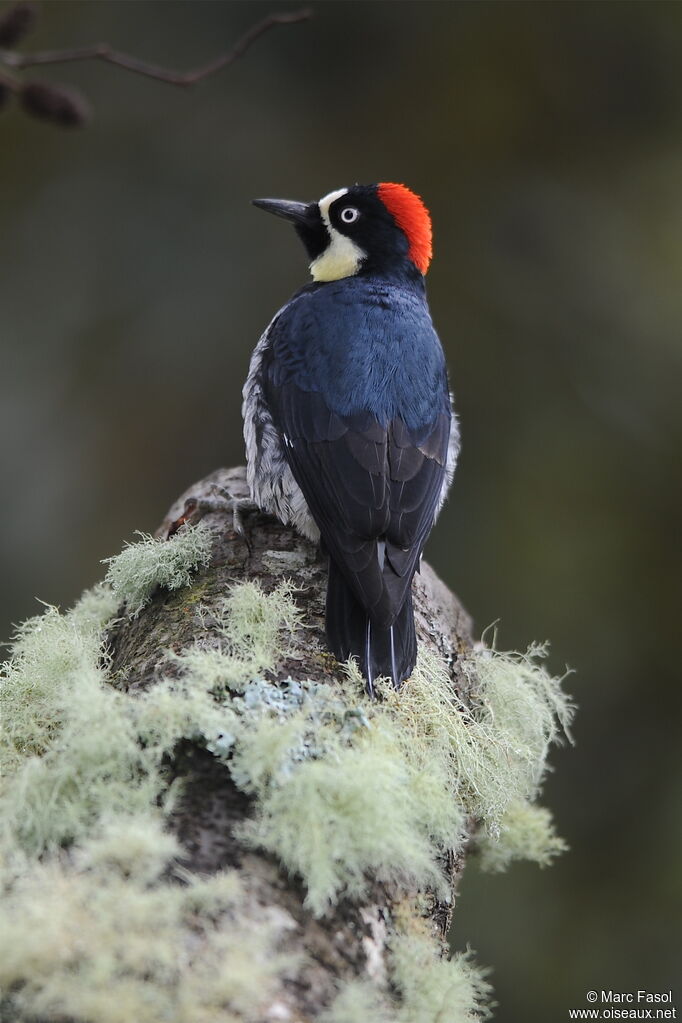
[326,559,417,695]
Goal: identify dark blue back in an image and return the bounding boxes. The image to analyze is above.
[268,275,450,432]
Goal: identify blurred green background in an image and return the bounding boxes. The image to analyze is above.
[1,1,680,1019]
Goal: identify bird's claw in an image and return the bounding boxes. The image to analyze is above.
[208,484,256,549]
[167,486,256,552]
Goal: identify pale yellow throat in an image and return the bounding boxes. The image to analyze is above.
[310,187,366,283]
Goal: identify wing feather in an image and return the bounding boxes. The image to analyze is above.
[266,374,449,628]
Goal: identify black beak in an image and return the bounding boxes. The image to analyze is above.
[252,198,315,227]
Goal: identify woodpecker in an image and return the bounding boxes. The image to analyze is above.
[242,183,459,694]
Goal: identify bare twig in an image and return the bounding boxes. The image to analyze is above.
[2,8,312,85]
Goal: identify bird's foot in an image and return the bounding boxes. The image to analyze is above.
[206,484,257,542]
[167,485,257,551]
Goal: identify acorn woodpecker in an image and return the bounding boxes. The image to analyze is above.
[243,183,459,694]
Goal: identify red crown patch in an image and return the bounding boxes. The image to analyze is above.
[377,182,433,274]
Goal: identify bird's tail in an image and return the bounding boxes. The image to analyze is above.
[325,559,417,696]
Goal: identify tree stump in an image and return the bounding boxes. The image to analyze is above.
[104,466,476,1021]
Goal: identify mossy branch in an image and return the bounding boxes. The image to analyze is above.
[0,466,572,1022]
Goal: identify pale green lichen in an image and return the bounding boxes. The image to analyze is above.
[206,636,572,914]
[0,531,574,1022]
[381,642,574,837]
[222,668,464,913]
[0,818,294,1023]
[391,932,493,1023]
[0,593,231,854]
[321,930,493,1023]
[241,729,464,914]
[0,586,117,777]
[174,581,304,694]
[477,799,568,873]
[319,979,394,1023]
[68,580,121,633]
[102,523,213,615]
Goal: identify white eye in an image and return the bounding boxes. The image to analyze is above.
[340,206,360,224]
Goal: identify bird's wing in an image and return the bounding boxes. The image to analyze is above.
[265,375,450,628]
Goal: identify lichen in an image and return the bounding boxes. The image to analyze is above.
[101,523,213,616]
[221,673,464,915]
[0,594,231,854]
[243,729,464,914]
[0,525,574,1022]
[383,641,574,837]
[0,819,295,1023]
[321,928,493,1023]
[173,580,304,694]
[477,799,568,872]
[205,634,573,914]
[390,932,493,1023]
[0,586,118,776]
[319,979,394,1023]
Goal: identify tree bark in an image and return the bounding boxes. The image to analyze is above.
[106,466,476,1022]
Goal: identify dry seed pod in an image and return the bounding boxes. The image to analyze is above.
[21,81,90,126]
[0,2,37,49]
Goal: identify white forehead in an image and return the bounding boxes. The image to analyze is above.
[318,187,349,223]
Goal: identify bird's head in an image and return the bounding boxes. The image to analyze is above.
[252,183,432,283]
